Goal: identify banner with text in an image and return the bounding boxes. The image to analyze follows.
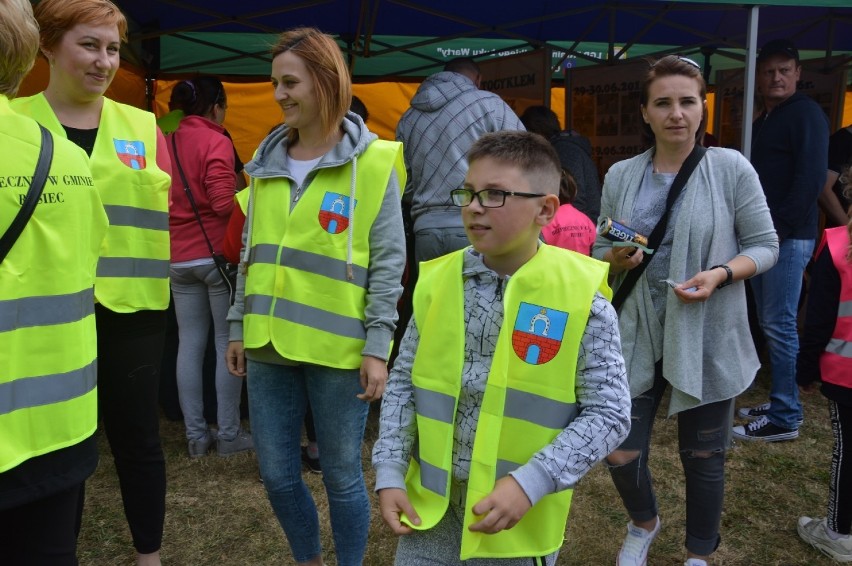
[566,60,649,177]
[477,49,550,116]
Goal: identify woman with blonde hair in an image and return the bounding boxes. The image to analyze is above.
[225,27,405,565]
[0,0,108,562]
[13,1,172,563]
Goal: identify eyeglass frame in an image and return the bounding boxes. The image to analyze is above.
[450,187,548,208]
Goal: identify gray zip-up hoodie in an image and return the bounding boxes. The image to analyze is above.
[227,112,406,364]
[396,72,525,231]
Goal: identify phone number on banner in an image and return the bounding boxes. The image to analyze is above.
[572,82,641,95]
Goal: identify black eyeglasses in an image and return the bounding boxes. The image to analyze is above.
[450,187,547,208]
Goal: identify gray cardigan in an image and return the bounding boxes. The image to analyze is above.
[592,147,779,414]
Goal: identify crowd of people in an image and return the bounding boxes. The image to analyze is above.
[1,0,851,565]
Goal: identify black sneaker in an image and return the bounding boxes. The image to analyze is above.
[732,415,798,442]
[301,446,322,474]
[737,402,770,420]
[738,402,803,427]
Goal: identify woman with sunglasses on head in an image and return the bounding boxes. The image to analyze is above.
[225,27,405,566]
[593,55,778,566]
[166,77,252,458]
[13,1,172,564]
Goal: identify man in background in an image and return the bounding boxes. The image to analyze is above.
[396,57,524,266]
[734,38,829,442]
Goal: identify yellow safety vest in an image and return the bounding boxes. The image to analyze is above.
[12,93,171,312]
[405,245,611,559]
[0,96,108,472]
[242,140,404,368]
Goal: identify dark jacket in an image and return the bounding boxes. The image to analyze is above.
[751,91,829,241]
[551,132,601,222]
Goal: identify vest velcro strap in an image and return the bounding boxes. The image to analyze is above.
[0,288,94,333]
[103,204,168,231]
[413,386,456,424]
[826,337,852,359]
[838,300,852,317]
[250,244,369,288]
[505,388,578,430]
[246,294,366,340]
[97,257,170,279]
[0,359,96,416]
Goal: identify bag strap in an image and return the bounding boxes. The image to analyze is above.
[0,124,54,265]
[611,144,707,311]
[170,133,217,257]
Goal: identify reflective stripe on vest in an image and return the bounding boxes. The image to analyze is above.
[11,94,171,312]
[103,204,169,231]
[820,227,852,389]
[0,100,107,472]
[404,245,611,559]
[249,244,369,288]
[242,139,404,368]
[0,288,94,333]
[0,360,97,416]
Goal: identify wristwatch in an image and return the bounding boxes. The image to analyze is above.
[710,264,733,289]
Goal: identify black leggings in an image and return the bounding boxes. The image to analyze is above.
[0,482,85,565]
[828,400,852,535]
[95,305,167,554]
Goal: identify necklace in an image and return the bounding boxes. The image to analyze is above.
[652,155,679,174]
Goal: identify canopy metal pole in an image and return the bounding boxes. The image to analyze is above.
[742,5,759,160]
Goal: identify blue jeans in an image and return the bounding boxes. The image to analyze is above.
[246,360,370,565]
[750,238,814,429]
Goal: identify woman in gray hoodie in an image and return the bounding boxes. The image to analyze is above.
[225,27,406,566]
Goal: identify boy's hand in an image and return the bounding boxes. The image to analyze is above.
[226,341,246,377]
[378,488,421,535]
[357,355,388,401]
[468,476,531,534]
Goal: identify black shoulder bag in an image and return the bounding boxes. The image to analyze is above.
[611,144,706,312]
[170,133,237,304]
[0,125,54,265]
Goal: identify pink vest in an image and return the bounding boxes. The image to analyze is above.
[542,204,596,256]
[819,226,852,389]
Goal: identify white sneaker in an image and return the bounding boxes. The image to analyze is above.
[684,559,708,566]
[797,516,852,562]
[617,517,660,566]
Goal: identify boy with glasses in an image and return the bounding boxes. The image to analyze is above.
[372,131,630,565]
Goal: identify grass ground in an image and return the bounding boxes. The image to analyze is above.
[77,369,840,565]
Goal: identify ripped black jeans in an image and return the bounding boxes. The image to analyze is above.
[607,364,732,556]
